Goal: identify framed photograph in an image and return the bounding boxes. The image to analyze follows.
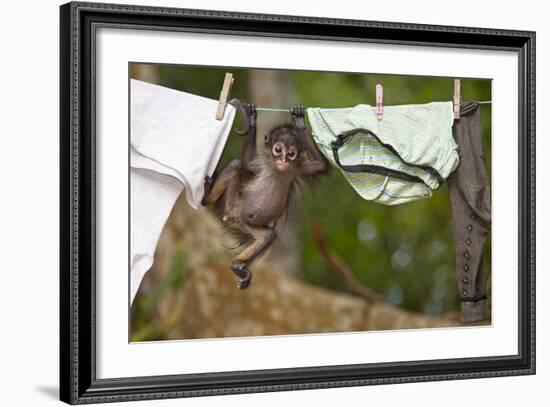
[60,1,535,404]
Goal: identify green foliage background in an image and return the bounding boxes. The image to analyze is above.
[135,64,491,321]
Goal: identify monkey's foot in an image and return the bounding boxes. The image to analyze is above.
[230,259,252,289]
[201,175,214,206]
[237,272,252,289]
[230,99,256,135]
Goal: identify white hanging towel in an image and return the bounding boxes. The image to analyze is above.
[130,79,236,304]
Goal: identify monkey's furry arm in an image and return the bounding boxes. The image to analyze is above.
[230,98,257,172]
[291,105,329,176]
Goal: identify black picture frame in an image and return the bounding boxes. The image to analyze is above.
[60,1,536,404]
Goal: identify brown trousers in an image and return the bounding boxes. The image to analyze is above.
[448,103,491,322]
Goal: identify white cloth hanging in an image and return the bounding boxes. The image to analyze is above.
[130,79,236,303]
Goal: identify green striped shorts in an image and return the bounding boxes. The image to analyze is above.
[307,102,460,205]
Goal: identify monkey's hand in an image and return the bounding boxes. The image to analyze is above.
[291,105,306,130]
[230,99,257,136]
[244,102,257,120]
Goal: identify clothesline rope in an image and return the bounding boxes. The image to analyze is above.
[254,100,492,112]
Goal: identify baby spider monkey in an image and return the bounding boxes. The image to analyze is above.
[202,99,329,289]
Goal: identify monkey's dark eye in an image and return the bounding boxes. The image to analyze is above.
[273,145,283,156]
[287,150,296,160]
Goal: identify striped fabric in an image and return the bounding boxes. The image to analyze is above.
[307,102,459,205]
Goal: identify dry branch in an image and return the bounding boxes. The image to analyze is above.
[311,221,383,304]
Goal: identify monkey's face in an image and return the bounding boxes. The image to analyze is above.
[271,141,298,172]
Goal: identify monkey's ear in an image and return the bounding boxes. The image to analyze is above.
[264,134,269,144]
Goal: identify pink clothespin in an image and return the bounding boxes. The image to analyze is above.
[376,84,383,120]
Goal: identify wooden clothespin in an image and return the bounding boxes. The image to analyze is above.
[216,72,235,120]
[375,84,384,120]
[453,79,461,120]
